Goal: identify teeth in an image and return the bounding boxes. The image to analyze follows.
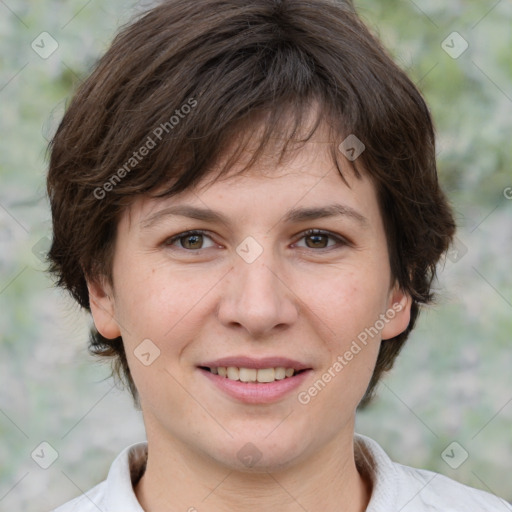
[274,367,286,380]
[227,366,239,380]
[256,368,275,383]
[209,366,299,383]
[239,367,257,382]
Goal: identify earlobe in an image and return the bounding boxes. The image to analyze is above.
[87,277,122,339]
[381,286,412,340]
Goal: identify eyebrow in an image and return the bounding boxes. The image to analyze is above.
[141,203,368,230]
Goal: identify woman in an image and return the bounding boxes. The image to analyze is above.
[47,0,511,510]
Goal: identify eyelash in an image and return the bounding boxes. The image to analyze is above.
[164,229,350,252]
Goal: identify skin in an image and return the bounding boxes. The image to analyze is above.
[88,124,411,512]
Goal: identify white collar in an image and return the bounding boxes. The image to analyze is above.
[100,434,395,510]
[85,433,510,511]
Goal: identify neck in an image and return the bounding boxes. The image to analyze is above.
[135,425,371,512]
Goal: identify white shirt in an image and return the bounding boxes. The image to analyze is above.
[52,434,511,511]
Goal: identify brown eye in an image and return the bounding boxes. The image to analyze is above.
[295,229,346,250]
[180,233,203,249]
[305,233,329,249]
[165,230,215,251]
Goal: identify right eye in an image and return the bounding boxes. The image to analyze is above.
[164,230,217,251]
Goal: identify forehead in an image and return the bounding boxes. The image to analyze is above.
[123,132,382,237]
[119,107,380,229]
[122,101,365,217]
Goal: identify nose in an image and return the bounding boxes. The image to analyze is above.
[217,249,299,339]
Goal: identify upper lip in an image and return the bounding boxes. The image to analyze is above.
[199,356,311,371]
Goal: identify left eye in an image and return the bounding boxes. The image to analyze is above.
[294,229,343,249]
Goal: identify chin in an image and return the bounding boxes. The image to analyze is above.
[209,437,309,474]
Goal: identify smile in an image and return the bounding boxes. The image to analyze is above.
[202,366,303,383]
[197,357,312,404]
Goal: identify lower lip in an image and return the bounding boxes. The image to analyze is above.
[199,368,312,404]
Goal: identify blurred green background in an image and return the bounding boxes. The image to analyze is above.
[1,1,511,510]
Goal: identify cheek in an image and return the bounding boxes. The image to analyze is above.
[299,268,388,345]
[296,273,384,411]
[114,261,221,349]
[115,272,172,339]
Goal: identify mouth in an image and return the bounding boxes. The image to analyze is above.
[197,357,312,403]
[199,365,308,383]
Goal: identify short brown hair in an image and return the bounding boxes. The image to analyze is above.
[47,0,455,407]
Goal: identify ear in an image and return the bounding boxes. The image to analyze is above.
[381,283,412,340]
[87,277,122,339]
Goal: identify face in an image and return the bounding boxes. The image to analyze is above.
[88,130,411,472]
